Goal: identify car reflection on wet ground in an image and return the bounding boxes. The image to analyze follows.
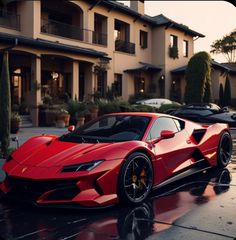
[0,132,236,240]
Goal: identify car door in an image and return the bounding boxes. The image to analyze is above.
[147,117,195,184]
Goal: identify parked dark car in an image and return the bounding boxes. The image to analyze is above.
[170,103,236,127]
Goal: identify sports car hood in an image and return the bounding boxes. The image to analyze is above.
[11,136,131,168]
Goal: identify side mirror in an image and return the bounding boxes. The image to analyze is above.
[151,130,175,145]
[160,130,175,139]
[68,125,75,132]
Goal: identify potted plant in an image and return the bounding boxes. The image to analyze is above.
[89,103,99,120]
[56,109,70,127]
[66,100,87,125]
[11,112,21,134]
[76,111,86,127]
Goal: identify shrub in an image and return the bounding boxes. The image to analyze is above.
[129,92,156,104]
[65,100,86,118]
[42,95,53,105]
[224,76,231,106]
[158,103,181,113]
[184,51,212,104]
[219,83,224,106]
[0,51,11,157]
[98,100,122,115]
[133,104,156,113]
[169,45,179,59]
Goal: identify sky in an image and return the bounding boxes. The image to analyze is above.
[119,1,236,63]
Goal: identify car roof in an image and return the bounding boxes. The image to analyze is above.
[136,98,172,103]
[182,103,220,110]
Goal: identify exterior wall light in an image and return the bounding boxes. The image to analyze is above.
[160,75,165,80]
[51,72,59,80]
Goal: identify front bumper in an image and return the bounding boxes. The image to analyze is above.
[0,159,124,207]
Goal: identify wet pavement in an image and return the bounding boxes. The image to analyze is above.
[0,130,235,240]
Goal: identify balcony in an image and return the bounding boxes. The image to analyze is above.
[41,19,107,46]
[0,10,20,30]
[115,39,135,54]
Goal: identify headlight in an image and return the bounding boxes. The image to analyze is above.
[61,160,104,173]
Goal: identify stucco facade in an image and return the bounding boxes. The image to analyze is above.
[0,0,204,125]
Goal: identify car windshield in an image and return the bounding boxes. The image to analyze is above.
[59,115,151,143]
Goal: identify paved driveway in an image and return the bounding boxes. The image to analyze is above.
[0,128,235,240]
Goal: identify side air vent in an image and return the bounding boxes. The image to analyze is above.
[192,148,205,162]
[192,129,206,143]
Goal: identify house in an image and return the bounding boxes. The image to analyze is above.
[171,61,236,105]
[0,0,204,126]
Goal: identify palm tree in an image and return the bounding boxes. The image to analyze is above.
[211,29,236,63]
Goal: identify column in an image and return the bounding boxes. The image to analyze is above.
[30,55,41,127]
[84,63,95,101]
[72,60,79,100]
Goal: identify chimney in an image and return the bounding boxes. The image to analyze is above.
[130,0,145,15]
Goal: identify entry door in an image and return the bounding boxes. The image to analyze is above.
[79,72,84,101]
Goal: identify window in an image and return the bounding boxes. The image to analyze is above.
[113,74,122,96]
[94,13,107,45]
[173,119,185,131]
[140,30,148,49]
[169,35,179,59]
[170,35,178,47]
[146,117,179,140]
[183,40,188,57]
[97,71,107,98]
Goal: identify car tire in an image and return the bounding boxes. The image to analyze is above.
[118,152,153,205]
[217,131,232,168]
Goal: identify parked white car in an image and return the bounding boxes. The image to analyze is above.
[136,98,180,109]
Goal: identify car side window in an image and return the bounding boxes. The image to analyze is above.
[173,119,185,131]
[146,117,179,140]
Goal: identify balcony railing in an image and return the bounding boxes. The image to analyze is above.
[0,10,20,30]
[41,19,107,46]
[115,39,135,54]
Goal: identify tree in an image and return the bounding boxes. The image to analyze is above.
[224,76,231,106]
[210,29,236,63]
[0,51,11,157]
[219,83,224,106]
[184,51,212,104]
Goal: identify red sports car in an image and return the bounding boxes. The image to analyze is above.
[0,113,232,208]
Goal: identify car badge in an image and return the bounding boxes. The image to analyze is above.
[22,167,27,173]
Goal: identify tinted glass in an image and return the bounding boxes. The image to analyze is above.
[177,109,212,116]
[59,115,151,143]
[147,117,179,140]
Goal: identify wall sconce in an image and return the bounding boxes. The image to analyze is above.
[51,72,59,80]
[160,75,165,80]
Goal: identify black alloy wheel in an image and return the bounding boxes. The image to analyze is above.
[118,152,153,205]
[217,132,232,168]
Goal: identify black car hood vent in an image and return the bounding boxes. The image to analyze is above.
[192,129,207,143]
